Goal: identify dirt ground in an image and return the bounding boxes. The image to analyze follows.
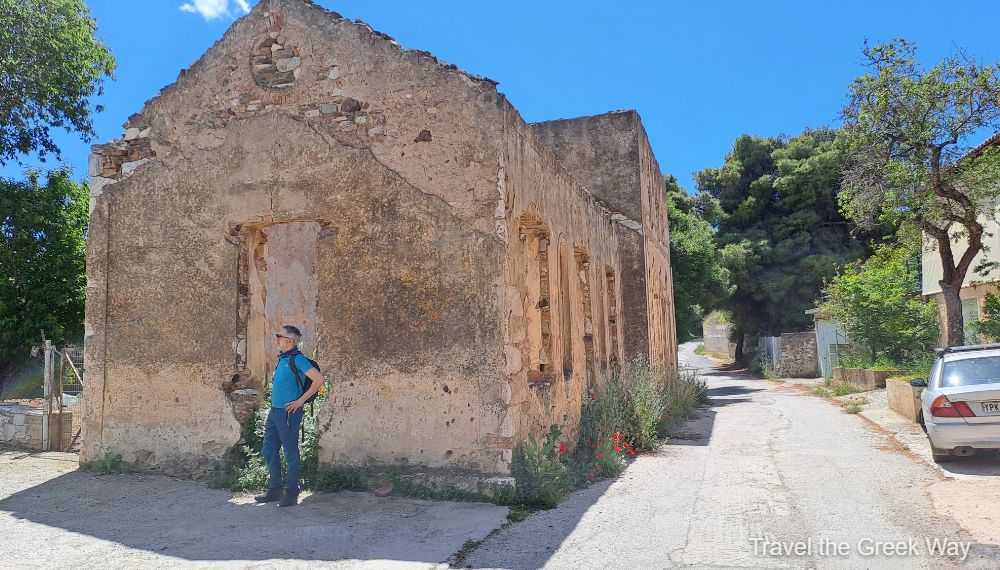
[0,448,508,569]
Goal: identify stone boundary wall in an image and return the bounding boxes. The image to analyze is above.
[0,403,74,451]
[777,331,819,378]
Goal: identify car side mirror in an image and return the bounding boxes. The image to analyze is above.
[910,379,927,388]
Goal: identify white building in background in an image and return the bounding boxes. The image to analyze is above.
[921,134,1000,346]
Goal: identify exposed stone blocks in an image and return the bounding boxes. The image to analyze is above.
[0,404,74,451]
[777,331,820,378]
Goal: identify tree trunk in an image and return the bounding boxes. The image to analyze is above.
[733,326,745,363]
[939,281,965,347]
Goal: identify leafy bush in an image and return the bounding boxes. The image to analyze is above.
[753,354,780,380]
[694,344,706,355]
[211,380,329,492]
[579,359,668,452]
[0,171,89,379]
[820,243,938,365]
[510,425,574,508]
[972,293,1000,341]
[661,368,708,426]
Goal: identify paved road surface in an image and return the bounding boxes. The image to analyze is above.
[467,342,1000,569]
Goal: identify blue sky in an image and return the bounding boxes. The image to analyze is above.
[4,0,1000,193]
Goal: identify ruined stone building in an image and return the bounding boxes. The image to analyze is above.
[82,0,678,476]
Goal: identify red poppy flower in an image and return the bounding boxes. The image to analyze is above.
[587,471,596,479]
[598,438,605,445]
[614,446,622,452]
[597,466,605,474]
[629,449,635,455]
[623,441,630,448]
[613,432,621,443]
[596,453,604,459]
[558,442,567,453]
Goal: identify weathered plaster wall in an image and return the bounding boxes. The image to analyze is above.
[83,0,509,474]
[637,122,679,379]
[499,104,627,451]
[82,0,676,477]
[530,112,678,378]
[530,112,643,223]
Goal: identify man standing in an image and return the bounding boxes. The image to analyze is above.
[254,325,324,507]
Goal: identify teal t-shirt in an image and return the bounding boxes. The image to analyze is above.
[271,352,315,409]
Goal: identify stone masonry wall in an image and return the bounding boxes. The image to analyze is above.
[0,404,74,451]
[778,331,819,378]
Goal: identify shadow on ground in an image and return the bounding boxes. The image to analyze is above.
[0,450,514,566]
[938,451,1000,477]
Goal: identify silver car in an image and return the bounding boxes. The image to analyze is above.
[914,344,1000,462]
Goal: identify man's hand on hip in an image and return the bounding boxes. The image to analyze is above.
[284,398,304,413]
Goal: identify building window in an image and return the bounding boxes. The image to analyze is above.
[606,266,620,365]
[559,239,573,380]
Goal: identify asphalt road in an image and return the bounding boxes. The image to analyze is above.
[467,342,1000,569]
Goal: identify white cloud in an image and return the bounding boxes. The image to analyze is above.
[180,0,251,21]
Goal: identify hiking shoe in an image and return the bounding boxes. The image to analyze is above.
[278,491,299,507]
[254,488,284,503]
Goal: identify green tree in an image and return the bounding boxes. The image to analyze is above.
[838,39,1000,347]
[664,176,731,341]
[0,170,89,379]
[971,293,1000,342]
[0,0,115,164]
[697,129,868,359]
[821,242,938,364]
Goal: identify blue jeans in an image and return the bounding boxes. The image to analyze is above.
[262,407,305,494]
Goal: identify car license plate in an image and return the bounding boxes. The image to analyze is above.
[981,400,1000,415]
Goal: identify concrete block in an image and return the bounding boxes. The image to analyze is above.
[887,377,923,422]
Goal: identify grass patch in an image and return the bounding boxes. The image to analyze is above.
[845,404,863,414]
[507,506,532,522]
[84,450,123,475]
[694,344,706,356]
[812,386,833,399]
[831,384,856,397]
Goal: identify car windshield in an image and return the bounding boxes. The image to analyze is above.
[942,356,1000,388]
